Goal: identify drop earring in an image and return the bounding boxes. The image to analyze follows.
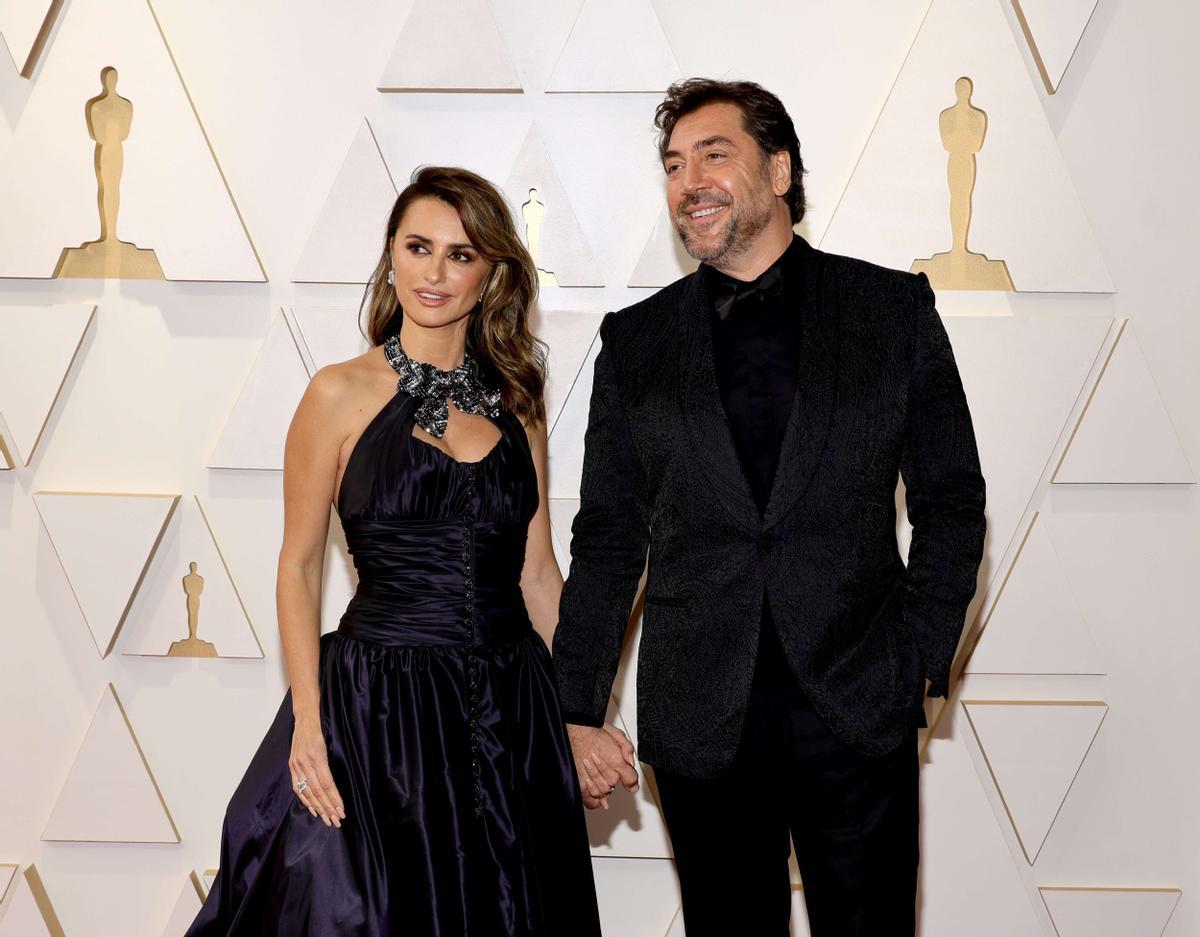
[387,268,395,285]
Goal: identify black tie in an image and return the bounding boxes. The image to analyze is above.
[712,262,784,321]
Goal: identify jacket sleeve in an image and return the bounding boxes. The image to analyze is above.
[898,273,987,699]
[552,313,651,726]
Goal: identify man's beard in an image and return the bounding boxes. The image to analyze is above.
[673,183,775,267]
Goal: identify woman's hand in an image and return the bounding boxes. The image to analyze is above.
[289,714,346,828]
[567,722,639,810]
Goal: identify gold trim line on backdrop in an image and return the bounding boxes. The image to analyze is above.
[194,495,265,657]
[145,0,267,280]
[24,865,67,937]
[5,0,65,79]
[1010,0,1058,94]
[1051,317,1124,482]
[1037,886,1183,937]
[911,76,1014,291]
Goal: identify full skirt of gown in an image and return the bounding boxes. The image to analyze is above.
[185,394,602,936]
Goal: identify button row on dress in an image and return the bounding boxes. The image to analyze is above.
[462,463,484,818]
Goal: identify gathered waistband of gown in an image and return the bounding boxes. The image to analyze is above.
[336,517,533,648]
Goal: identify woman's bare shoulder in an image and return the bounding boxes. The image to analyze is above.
[295,348,385,428]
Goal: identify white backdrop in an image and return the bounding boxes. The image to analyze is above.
[0,1,1197,935]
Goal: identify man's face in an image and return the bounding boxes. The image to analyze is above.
[663,101,780,267]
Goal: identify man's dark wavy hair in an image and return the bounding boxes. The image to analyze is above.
[653,78,807,224]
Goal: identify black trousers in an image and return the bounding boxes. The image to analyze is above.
[653,623,919,937]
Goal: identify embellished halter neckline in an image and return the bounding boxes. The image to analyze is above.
[382,335,502,438]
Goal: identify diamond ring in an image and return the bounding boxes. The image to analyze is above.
[294,778,309,794]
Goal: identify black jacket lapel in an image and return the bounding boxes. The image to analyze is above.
[763,245,838,529]
[678,271,761,530]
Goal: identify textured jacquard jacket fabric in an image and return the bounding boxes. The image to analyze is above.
[553,236,986,779]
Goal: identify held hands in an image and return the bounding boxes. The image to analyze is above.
[566,722,639,810]
[290,714,346,829]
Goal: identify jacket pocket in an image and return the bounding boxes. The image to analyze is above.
[644,594,688,608]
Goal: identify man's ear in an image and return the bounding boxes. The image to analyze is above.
[770,149,792,198]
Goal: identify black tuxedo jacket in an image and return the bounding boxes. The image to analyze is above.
[553,237,986,778]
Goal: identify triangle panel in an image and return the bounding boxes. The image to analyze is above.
[547,0,681,93]
[0,866,65,937]
[1054,321,1194,484]
[209,311,311,471]
[161,874,205,937]
[1039,887,1182,937]
[821,0,1112,292]
[918,733,1047,934]
[0,0,263,280]
[0,0,61,76]
[1011,0,1099,93]
[967,512,1104,674]
[963,700,1106,864]
[628,205,698,288]
[547,326,601,499]
[533,309,604,432]
[34,492,179,657]
[941,315,1111,585]
[0,304,94,464]
[377,0,521,92]
[42,684,179,843]
[290,305,370,371]
[503,124,603,287]
[121,496,262,658]
[293,120,397,284]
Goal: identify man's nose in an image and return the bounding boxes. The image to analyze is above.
[681,160,707,193]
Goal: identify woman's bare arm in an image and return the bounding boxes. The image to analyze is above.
[277,365,350,827]
[518,419,563,650]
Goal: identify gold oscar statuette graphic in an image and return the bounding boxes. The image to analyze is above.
[167,561,218,657]
[54,66,165,280]
[521,187,559,287]
[911,76,1014,291]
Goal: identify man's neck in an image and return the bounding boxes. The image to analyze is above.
[710,215,795,282]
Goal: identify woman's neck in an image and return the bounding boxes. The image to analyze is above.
[397,315,469,371]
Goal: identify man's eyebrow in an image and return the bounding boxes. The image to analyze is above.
[662,135,738,161]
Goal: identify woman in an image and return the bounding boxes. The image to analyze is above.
[186,167,606,936]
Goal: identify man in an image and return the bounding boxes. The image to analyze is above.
[553,78,986,936]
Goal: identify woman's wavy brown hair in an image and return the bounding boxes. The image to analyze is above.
[360,166,547,424]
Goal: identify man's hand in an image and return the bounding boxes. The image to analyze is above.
[566,722,639,809]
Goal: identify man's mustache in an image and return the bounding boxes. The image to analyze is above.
[676,194,732,216]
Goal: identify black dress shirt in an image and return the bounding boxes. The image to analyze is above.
[702,236,808,688]
[704,237,805,512]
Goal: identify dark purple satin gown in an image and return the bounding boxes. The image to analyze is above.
[186,392,602,936]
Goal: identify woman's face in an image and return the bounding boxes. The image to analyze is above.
[390,196,491,330]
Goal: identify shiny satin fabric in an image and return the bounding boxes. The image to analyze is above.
[186,393,600,936]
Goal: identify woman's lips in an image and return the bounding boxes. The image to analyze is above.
[413,289,452,307]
